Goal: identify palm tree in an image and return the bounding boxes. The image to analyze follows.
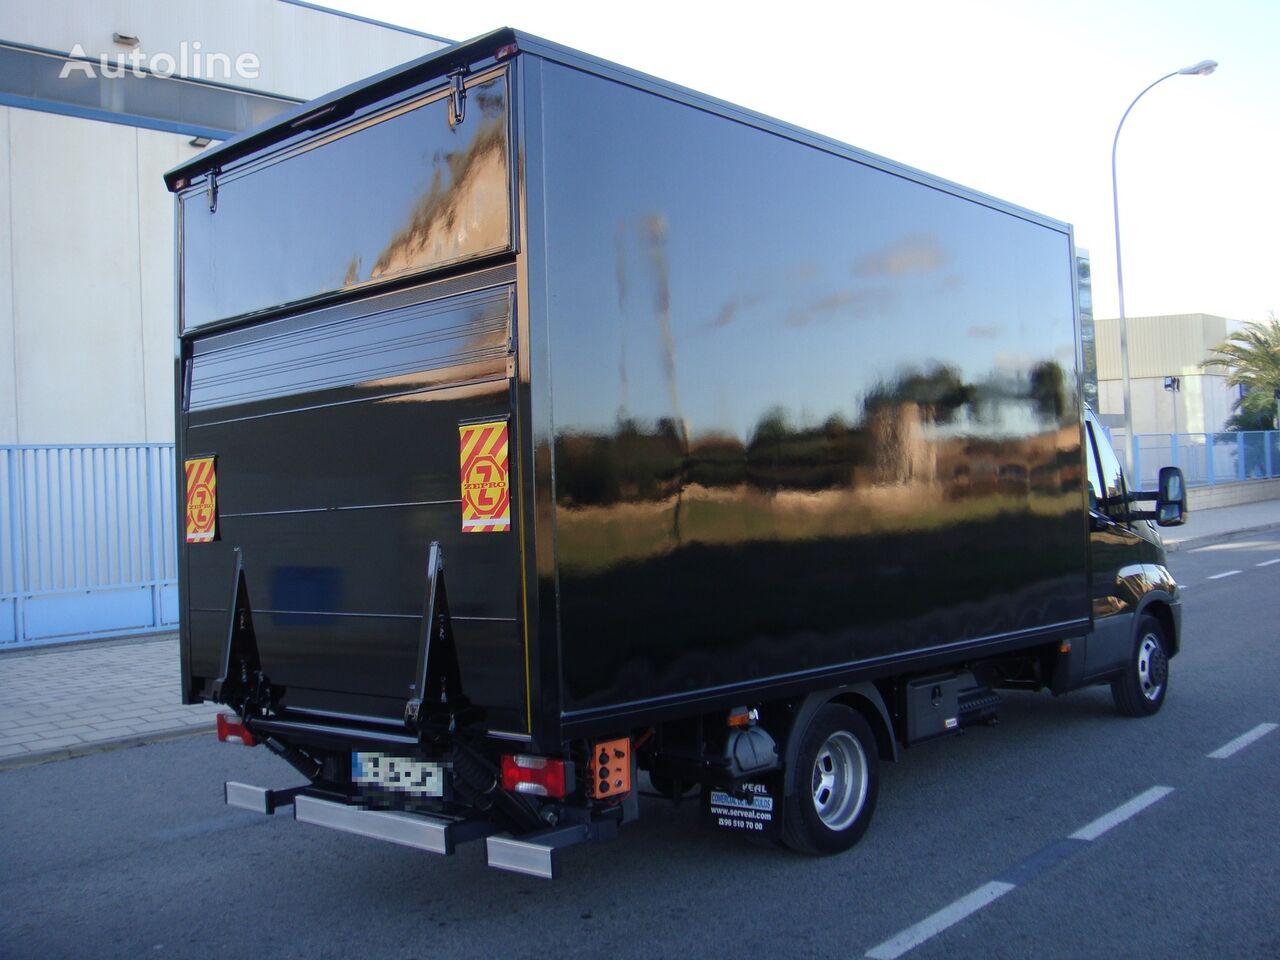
[1203,314,1280,430]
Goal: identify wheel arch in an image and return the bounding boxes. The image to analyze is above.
[780,683,897,799]
[1136,597,1179,657]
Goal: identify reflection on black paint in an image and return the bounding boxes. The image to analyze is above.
[271,566,341,625]
[536,63,1086,712]
[182,75,511,328]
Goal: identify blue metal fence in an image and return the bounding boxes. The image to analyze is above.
[1,444,178,648]
[1134,431,1280,490]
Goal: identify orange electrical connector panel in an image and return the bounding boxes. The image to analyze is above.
[587,737,631,798]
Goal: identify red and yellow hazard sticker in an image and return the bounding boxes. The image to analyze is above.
[459,421,511,533]
[184,456,218,544]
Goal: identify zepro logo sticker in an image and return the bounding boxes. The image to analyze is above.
[184,456,217,543]
[458,421,511,533]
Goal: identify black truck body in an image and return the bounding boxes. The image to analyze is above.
[167,29,1186,876]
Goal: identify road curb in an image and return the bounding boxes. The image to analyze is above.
[0,722,213,771]
[1163,521,1280,553]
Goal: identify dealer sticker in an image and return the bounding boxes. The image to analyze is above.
[706,779,781,837]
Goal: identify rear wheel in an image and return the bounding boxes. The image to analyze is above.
[782,704,879,855]
[1112,614,1170,717]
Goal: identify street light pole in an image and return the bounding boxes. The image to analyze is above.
[1111,59,1217,474]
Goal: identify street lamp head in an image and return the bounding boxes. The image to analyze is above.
[1178,59,1218,76]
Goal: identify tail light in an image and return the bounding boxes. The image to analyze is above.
[501,754,569,798]
[216,713,257,747]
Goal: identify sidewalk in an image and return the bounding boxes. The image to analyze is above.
[2,498,1277,770]
[0,634,220,769]
[1159,497,1280,551]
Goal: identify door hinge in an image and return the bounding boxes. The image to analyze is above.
[448,67,468,126]
[207,168,219,213]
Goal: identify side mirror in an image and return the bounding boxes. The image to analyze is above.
[1155,466,1187,527]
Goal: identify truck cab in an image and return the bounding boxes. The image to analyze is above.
[1081,408,1183,714]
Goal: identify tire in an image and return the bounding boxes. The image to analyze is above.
[1112,614,1170,717]
[782,704,879,855]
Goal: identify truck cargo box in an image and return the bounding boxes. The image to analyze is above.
[169,29,1089,756]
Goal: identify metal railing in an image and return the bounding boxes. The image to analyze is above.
[1,444,178,648]
[1133,431,1280,490]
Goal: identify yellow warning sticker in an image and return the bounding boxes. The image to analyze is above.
[185,456,217,543]
[459,421,511,533]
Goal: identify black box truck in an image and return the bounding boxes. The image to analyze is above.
[166,29,1187,878]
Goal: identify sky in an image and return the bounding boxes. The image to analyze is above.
[336,0,1278,325]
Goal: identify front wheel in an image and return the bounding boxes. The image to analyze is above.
[781,704,879,855]
[1112,614,1170,717]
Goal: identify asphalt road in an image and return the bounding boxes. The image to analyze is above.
[2,535,1277,960]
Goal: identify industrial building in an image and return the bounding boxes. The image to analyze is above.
[1095,313,1240,437]
[1,0,447,646]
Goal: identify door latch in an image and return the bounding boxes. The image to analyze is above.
[448,67,467,126]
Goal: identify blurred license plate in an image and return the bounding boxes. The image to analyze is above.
[351,752,445,798]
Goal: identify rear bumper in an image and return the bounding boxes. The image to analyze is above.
[293,794,494,855]
[224,780,590,877]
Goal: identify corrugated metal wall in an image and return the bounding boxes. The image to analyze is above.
[1095,313,1231,379]
[1,444,178,647]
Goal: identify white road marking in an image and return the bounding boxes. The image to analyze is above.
[1257,558,1280,567]
[865,882,1015,960]
[1190,540,1272,553]
[866,786,1174,957]
[1068,786,1174,842]
[1208,723,1279,760]
[1207,570,1242,580]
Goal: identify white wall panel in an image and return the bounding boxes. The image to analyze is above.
[136,128,196,441]
[9,108,145,442]
[0,107,15,443]
[1098,373,1237,435]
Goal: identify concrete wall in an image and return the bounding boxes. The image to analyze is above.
[1098,373,1239,435]
[0,108,195,443]
[1188,478,1280,511]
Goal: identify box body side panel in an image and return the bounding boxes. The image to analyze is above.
[536,62,1087,718]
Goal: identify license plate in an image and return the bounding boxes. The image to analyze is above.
[351,752,445,798]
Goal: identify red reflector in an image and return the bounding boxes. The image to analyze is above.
[216,713,257,747]
[501,754,568,798]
